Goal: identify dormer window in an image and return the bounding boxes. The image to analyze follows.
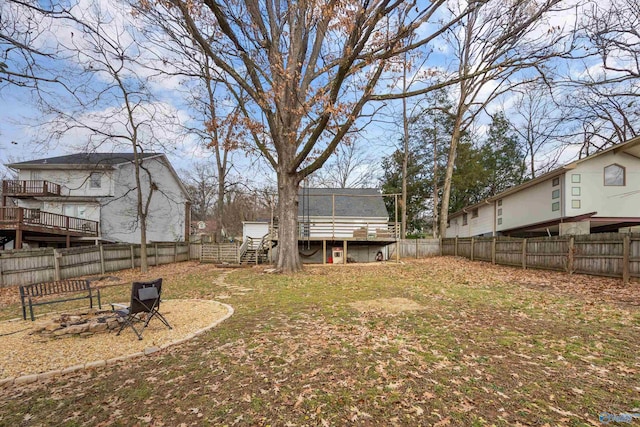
[90,172,103,188]
[604,164,625,186]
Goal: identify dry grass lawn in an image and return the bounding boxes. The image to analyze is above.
[0,257,638,426]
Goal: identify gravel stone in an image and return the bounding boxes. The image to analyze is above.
[0,300,231,379]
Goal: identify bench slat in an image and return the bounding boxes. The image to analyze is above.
[19,279,101,321]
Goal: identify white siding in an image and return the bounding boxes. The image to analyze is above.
[445,204,494,238]
[99,158,188,243]
[564,151,640,217]
[243,222,269,247]
[18,169,114,197]
[302,216,389,238]
[498,177,561,232]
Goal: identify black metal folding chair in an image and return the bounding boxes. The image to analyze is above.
[112,278,172,340]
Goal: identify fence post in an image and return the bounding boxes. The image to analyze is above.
[470,238,475,261]
[130,245,135,269]
[53,249,61,281]
[154,244,159,266]
[623,234,630,285]
[522,238,527,270]
[491,238,496,265]
[0,255,3,287]
[567,236,575,274]
[99,244,105,275]
[416,239,419,259]
[454,237,458,257]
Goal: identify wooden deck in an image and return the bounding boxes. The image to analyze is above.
[0,207,99,248]
[271,221,400,243]
[2,180,62,197]
[0,207,98,235]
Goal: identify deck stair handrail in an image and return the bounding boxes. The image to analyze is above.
[2,180,62,196]
[239,237,251,261]
[258,233,270,251]
[0,207,98,235]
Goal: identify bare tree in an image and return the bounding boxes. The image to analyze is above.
[557,0,640,154]
[308,142,378,189]
[511,83,567,178]
[181,161,217,221]
[41,1,182,272]
[139,0,476,272]
[434,0,570,237]
[0,1,60,89]
[585,0,640,81]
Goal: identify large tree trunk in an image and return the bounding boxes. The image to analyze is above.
[140,216,148,273]
[439,124,463,238]
[216,177,225,242]
[275,171,302,273]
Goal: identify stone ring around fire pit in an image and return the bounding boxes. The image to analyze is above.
[33,310,125,338]
[0,299,233,387]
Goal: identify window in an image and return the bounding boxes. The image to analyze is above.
[497,218,502,225]
[572,187,581,196]
[497,208,502,216]
[571,174,581,183]
[572,200,581,209]
[552,202,560,212]
[472,208,478,218]
[30,170,41,180]
[552,177,559,186]
[462,213,468,226]
[497,199,502,207]
[552,189,560,199]
[63,204,87,218]
[90,172,102,189]
[604,164,625,186]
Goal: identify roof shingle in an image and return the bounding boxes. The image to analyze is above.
[298,188,389,218]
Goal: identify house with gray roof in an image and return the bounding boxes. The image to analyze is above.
[1,152,191,249]
[291,188,397,263]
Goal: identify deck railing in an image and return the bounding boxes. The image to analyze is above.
[270,221,400,240]
[0,207,98,235]
[2,180,62,196]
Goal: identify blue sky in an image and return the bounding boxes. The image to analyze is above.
[0,0,624,186]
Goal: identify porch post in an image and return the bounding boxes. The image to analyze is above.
[322,240,326,265]
[16,208,23,249]
[343,240,347,264]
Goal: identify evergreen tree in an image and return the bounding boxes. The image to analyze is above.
[449,140,486,212]
[480,112,526,198]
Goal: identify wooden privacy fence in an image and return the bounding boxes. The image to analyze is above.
[442,233,640,284]
[393,239,441,259]
[199,243,243,264]
[0,242,196,288]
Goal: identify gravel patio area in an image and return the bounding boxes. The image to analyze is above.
[0,299,232,380]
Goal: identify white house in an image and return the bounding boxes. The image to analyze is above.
[289,188,397,263]
[242,220,270,249]
[1,153,191,248]
[445,136,640,238]
[298,188,394,239]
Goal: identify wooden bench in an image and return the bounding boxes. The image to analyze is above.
[19,279,102,321]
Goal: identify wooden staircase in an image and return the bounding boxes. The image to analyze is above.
[240,234,270,265]
[240,248,268,265]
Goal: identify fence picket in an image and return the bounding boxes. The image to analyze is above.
[0,243,197,288]
[442,233,638,283]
